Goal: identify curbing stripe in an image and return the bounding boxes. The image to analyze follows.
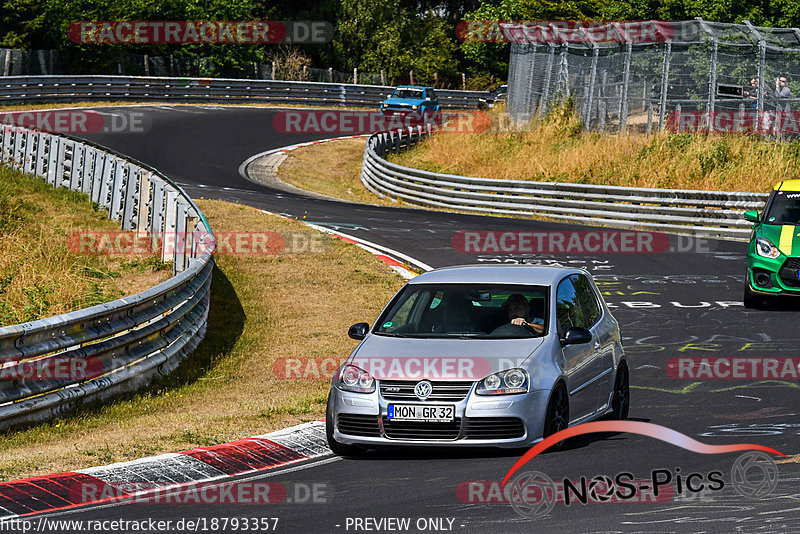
[179,438,307,476]
[0,421,331,519]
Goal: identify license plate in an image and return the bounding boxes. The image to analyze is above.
[387,404,455,422]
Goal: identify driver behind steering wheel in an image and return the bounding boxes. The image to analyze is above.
[502,293,544,334]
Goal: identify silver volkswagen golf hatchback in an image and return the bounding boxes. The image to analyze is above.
[326,265,629,455]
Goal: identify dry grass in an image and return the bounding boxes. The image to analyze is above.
[277,138,400,205]
[0,200,404,481]
[390,109,800,193]
[0,166,171,326]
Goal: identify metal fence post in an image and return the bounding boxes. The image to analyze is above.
[581,28,599,129]
[539,43,556,116]
[599,70,608,132]
[658,41,672,132]
[618,26,632,134]
[744,21,767,132]
[696,18,718,115]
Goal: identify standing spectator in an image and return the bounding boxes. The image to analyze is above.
[775,76,792,111]
[745,78,768,107]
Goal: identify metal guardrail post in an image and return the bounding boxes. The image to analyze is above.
[163,189,178,264]
[151,178,166,235]
[81,146,95,195]
[98,154,116,207]
[175,201,188,273]
[109,161,126,220]
[23,131,36,174]
[46,135,60,186]
[12,129,23,170]
[121,165,139,230]
[69,143,83,190]
[35,133,48,177]
[137,171,153,235]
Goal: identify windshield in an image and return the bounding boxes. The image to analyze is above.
[764,190,800,224]
[391,88,424,99]
[374,283,548,339]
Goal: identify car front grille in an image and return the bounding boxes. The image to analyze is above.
[337,414,381,437]
[779,258,800,288]
[463,417,525,440]
[382,418,462,440]
[380,380,474,402]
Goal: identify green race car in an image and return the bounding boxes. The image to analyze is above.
[744,179,800,307]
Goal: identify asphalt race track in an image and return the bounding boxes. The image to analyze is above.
[44,105,800,533]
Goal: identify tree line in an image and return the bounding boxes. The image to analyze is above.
[1,0,797,88]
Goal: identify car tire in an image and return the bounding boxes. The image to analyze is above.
[610,362,630,420]
[542,383,569,451]
[743,281,761,309]
[325,393,364,457]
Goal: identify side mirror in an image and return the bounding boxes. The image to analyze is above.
[561,327,592,345]
[744,210,760,223]
[348,322,369,340]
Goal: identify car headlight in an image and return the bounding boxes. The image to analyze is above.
[756,237,781,259]
[335,364,375,393]
[412,105,418,110]
[476,368,529,395]
[383,103,388,108]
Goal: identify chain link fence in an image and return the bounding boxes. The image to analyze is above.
[506,19,800,136]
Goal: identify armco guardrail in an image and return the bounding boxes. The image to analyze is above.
[0,75,490,109]
[360,128,768,239]
[0,125,214,430]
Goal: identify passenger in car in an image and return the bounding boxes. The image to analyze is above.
[502,294,544,334]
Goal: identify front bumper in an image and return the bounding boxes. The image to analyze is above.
[747,255,800,294]
[329,384,549,448]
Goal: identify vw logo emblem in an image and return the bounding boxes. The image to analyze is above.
[414,380,432,399]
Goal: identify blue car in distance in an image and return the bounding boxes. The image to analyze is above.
[380,86,439,120]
